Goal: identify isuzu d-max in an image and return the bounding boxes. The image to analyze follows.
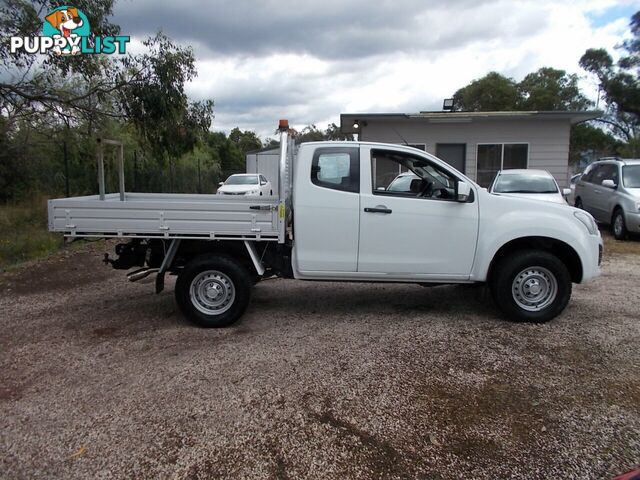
[48,120,602,327]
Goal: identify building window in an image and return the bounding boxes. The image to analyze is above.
[476,143,528,187]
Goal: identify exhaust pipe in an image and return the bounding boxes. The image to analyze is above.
[127,268,158,282]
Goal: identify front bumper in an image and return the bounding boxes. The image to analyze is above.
[581,232,603,283]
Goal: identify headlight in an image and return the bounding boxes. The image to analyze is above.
[574,211,598,236]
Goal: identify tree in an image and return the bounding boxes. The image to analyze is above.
[0,0,124,130]
[579,10,639,152]
[569,124,622,164]
[206,131,244,180]
[228,128,262,155]
[518,67,591,111]
[453,68,591,112]
[324,122,353,141]
[0,1,215,199]
[452,72,520,111]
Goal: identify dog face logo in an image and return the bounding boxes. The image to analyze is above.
[45,8,83,38]
[10,5,128,56]
[42,6,90,55]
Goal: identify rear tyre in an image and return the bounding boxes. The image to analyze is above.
[489,250,572,323]
[574,197,583,209]
[175,254,252,328]
[612,208,627,241]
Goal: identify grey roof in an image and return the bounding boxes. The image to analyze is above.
[340,110,602,133]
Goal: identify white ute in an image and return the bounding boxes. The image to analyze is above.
[48,120,603,327]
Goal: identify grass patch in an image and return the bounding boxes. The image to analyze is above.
[0,198,62,271]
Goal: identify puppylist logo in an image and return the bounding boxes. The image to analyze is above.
[10,6,129,56]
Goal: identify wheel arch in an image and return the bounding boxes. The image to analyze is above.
[488,236,583,284]
[173,239,263,275]
[612,204,624,221]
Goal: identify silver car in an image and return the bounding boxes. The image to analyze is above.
[574,158,640,240]
[488,169,570,205]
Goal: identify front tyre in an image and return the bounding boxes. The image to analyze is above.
[490,250,572,323]
[612,209,628,241]
[175,254,252,328]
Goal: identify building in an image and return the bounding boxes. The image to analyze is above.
[339,111,600,187]
[246,146,280,193]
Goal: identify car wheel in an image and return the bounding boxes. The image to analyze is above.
[575,197,583,209]
[175,254,252,328]
[612,208,627,241]
[490,250,572,323]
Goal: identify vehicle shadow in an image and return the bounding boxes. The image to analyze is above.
[246,281,499,324]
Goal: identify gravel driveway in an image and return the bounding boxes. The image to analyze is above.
[1,237,639,479]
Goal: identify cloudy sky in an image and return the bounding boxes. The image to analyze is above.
[112,0,636,138]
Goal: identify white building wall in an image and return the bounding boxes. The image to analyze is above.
[360,119,571,187]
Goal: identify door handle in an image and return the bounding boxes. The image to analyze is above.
[364,207,392,214]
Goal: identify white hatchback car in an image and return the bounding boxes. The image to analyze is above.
[489,169,570,205]
[217,174,273,196]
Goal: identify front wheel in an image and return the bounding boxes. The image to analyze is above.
[574,197,583,209]
[175,254,252,328]
[490,250,572,323]
[612,209,627,241]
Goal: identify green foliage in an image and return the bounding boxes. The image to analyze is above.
[579,10,639,150]
[0,198,60,269]
[207,131,244,180]
[453,68,591,112]
[518,68,591,111]
[229,128,262,155]
[119,33,214,163]
[452,72,520,111]
[569,124,622,164]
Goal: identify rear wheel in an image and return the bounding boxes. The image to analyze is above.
[490,250,572,323]
[175,254,252,328]
[612,208,627,241]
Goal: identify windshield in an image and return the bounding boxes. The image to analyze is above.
[225,175,258,185]
[493,174,558,194]
[623,165,640,188]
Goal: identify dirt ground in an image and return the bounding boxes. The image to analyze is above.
[1,234,639,479]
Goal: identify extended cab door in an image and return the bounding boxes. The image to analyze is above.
[293,146,361,272]
[357,145,479,278]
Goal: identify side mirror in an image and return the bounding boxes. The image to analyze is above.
[602,179,617,189]
[562,188,571,197]
[261,181,267,185]
[218,181,224,187]
[376,186,386,191]
[457,181,471,202]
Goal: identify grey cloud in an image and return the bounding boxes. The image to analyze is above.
[113,0,546,60]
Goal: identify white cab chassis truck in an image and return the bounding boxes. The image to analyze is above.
[48,120,603,327]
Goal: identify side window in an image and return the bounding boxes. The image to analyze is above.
[260,175,267,184]
[592,165,612,185]
[311,147,359,193]
[582,165,596,183]
[372,149,458,201]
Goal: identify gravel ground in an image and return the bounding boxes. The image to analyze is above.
[1,237,639,479]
